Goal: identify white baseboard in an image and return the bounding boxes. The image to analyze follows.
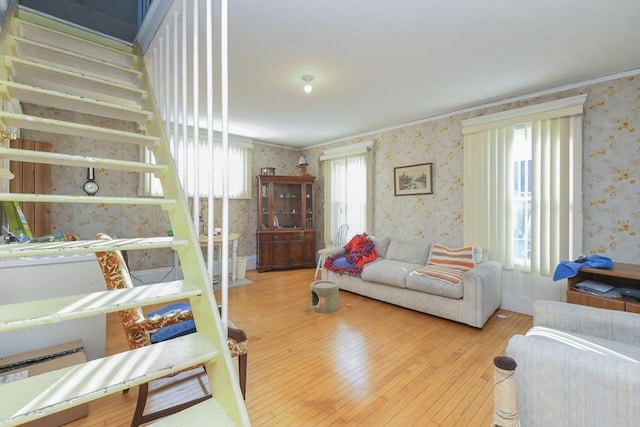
[131,255,257,285]
[500,269,566,316]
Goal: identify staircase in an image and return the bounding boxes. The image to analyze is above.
[0,6,250,426]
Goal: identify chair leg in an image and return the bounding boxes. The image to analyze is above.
[132,372,212,426]
[238,353,247,400]
[130,383,149,427]
[314,255,322,279]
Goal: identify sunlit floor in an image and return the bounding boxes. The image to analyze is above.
[67,268,532,426]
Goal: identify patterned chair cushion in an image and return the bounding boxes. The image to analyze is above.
[95,233,247,358]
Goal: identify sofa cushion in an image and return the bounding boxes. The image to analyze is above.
[361,259,419,288]
[406,272,465,299]
[385,240,430,264]
[373,236,391,259]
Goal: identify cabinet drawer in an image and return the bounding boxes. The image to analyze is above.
[626,301,640,314]
[272,233,304,241]
[566,290,626,311]
[258,233,272,242]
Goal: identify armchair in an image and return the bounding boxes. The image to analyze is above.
[94,233,247,426]
[494,300,639,427]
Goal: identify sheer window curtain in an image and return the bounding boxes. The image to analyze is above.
[462,95,585,276]
[141,136,252,199]
[321,141,373,246]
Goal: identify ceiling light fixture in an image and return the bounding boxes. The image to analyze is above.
[302,75,313,93]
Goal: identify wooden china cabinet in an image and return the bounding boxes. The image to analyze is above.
[257,174,316,272]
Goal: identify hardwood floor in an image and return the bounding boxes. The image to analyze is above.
[67,268,531,426]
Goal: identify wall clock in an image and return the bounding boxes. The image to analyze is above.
[83,167,99,196]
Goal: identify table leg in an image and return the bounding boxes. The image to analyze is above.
[232,239,238,283]
[173,251,180,280]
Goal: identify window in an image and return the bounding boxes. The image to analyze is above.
[141,133,252,199]
[512,126,531,263]
[462,95,586,276]
[321,141,373,245]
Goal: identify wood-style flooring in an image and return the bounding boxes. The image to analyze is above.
[67,268,532,426]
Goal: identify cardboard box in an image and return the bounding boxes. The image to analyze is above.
[0,340,89,426]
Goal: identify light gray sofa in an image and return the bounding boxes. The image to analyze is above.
[503,300,640,426]
[322,237,502,328]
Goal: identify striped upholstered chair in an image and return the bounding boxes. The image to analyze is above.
[494,300,639,427]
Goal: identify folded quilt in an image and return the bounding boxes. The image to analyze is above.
[411,264,465,285]
[411,244,476,286]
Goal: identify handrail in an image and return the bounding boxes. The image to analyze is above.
[136,0,173,54]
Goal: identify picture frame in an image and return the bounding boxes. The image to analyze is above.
[394,162,433,196]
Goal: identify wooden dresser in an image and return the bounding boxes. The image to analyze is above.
[257,174,316,272]
[566,262,640,314]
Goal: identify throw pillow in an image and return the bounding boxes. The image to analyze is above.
[427,243,476,271]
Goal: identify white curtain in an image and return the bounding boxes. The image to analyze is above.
[142,136,252,199]
[462,95,585,276]
[463,127,515,268]
[321,141,373,246]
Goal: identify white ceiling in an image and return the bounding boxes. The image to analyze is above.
[164,1,640,149]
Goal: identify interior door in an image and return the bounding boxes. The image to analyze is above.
[8,139,53,236]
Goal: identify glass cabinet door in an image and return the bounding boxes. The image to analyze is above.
[304,183,313,228]
[260,181,270,229]
[274,182,302,228]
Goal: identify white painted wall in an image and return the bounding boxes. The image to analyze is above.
[0,255,106,361]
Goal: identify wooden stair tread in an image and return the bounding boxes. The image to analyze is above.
[0,146,165,173]
[149,399,237,426]
[0,334,219,426]
[17,7,134,53]
[5,56,146,105]
[0,111,158,147]
[0,193,177,207]
[14,18,137,68]
[0,280,202,331]
[9,35,141,86]
[0,236,187,259]
[0,81,151,123]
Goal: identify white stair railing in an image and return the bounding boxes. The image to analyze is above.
[0,3,249,425]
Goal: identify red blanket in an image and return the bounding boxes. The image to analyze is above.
[325,233,377,276]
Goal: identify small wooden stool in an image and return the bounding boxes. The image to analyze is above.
[310,280,339,313]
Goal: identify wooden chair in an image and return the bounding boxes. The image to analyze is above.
[315,224,349,279]
[94,233,247,426]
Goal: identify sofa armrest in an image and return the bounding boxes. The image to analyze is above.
[466,260,501,284]
[462,260,502,328]
[533,300,640,346]
[506,334,640,426]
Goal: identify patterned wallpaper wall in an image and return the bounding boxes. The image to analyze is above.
[20,73,639,270]
[305,74,639,264]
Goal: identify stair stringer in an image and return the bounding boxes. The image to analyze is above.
[135,44,250,424]
[0,5,250,426]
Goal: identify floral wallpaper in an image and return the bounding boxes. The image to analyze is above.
[305,74,639,264]
[18,74,639,270]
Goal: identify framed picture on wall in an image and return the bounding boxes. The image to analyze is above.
[394,162,433,196]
